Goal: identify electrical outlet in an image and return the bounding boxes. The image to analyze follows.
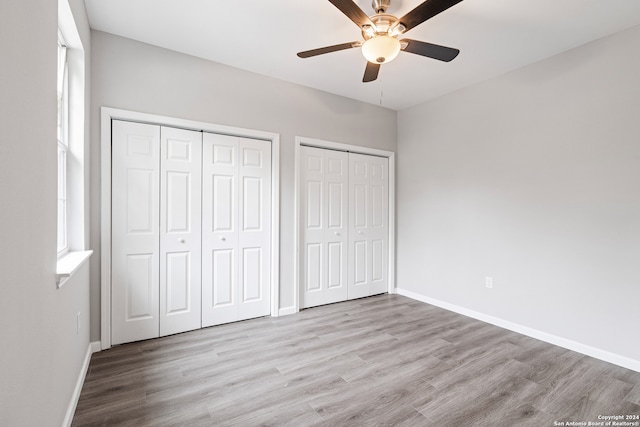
[77,312,81,334]
[485,276,493,289]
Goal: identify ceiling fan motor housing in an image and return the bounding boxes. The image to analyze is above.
[362,13,398,39]
[372,0,391,14]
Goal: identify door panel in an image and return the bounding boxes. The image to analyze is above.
[353,159,368,178]
[371,185,384,228]
[237,138,271,320]
[242,177,262,231]
[354,184,368,228]
[125,253,155,319]
[348,153,389,300]
[202,135,239,325]
[372,240,384,282]
[126,169,154,233]
[243,147,263,168]
[306,243,322,292]
[112,121,160,345]
[328,183,344,228]
[327,242,343,289]
[165,251,190,314]
[307,181,323,229]
[165,172,190,232]
[353,241,367,285]
[202,133,271,326]
[242,247,262,302]
[300,146,348,308]
[368,155,389,296]
[212,175,234,232]
[212,249,234,307]
[159,126,202,336]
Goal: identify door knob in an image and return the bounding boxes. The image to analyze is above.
[220,237,226,241]
[358,231,364,234]
[334,232,340,236]
[179,238,186,243]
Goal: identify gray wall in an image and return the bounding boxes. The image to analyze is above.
[89,31,397,341]
[397,24,640,364]
[0,0,92,425]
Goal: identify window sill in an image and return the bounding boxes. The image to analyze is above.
[57,250,92,288]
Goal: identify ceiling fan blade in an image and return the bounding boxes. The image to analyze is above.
[396,0,464,33]
[328,0,375,28]
[401,39,459,62]
[297,42,360,58]
[363,62,380,82]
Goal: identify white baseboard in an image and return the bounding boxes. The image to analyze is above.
[278,306,297,316]
[62,341,97,427]
[396,288,640,373]
[90,340,101,353]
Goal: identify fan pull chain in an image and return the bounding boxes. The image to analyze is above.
[379,88,383,106]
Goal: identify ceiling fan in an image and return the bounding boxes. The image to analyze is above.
[297,0,464,82]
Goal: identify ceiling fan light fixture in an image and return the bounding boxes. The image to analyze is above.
[361,35,400,64]
[388,22,406,37]
[362,24,376,39]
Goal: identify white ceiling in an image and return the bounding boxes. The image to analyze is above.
[84,0,640,110]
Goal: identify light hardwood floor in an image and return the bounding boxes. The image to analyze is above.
[72,294,640,426]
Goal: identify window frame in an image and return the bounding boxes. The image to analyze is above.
[57,31,69,257]
[56,0,92,290]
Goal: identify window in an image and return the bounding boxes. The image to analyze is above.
[56,1,92,288]
[57,31,69,256]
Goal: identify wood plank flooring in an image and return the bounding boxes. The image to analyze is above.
[72,295,640,426]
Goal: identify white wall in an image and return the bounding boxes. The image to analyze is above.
[397,24,640,367]
[89,31,397,341]
[0,0,92,425]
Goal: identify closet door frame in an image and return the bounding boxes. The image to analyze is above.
[293,136,396,314]
[100,107,280,350]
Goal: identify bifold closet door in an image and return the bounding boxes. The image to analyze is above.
[201,133,271,327]
[159,126,202,336]
[348,153,389,300]
[300,146,349,308]
[112,121,161,345]
[112,121,202,345]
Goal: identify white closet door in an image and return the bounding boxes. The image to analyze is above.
[202,133,271,327]
[300,146,349,308]
[159,127,202,336]
[238,137,272,320]
[112,120,161,345]
[202,134,237,325]
[348,153,389,300]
